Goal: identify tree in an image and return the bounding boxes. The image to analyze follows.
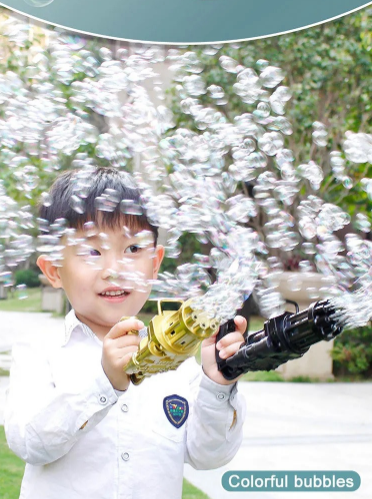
[169,8,372,222]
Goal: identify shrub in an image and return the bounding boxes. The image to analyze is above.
[332,325,372,378]
[14,269,40,288]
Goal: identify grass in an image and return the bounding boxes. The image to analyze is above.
[0,288,42,313]
[248,316,265,332]
[183,479,211,498]
[289,375,321,383]
[0,427,210,499]
[242,370,284,382]
[0,426,25,499]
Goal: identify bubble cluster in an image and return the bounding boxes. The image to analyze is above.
[0,181,34,287]
[0,17,371,330]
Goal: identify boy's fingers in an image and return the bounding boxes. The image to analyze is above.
[218,340,245,359]
[202,317,246,349]
[106,318,145,339]
[234,315,247,334]
[122,344,141,357]
[216,332,245,350]
[114,335,141,350]
[202,332,224,350]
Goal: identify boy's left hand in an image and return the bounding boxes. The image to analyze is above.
[201,316,247,385]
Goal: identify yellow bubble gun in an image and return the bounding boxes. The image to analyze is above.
[123,298,219,385]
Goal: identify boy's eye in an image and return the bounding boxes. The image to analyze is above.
[89,248,101,257]
[125,245,140,254]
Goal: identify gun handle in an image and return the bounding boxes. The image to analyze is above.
[215,318,236,373]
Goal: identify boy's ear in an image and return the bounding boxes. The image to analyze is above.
[152,245,165,278]
[37,255,63,289]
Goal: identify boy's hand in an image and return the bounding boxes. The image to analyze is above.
[201,316,247,386]
[101,318,143,391]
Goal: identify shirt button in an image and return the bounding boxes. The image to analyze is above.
[99,395,107,404]
[121,452,130,461]
[121,404,129,413]
[217,392,226,400]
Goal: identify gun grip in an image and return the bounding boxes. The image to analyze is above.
[215,318,236,372]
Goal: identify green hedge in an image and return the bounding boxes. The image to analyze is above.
[332,325,372,378]
[14,269,40,289]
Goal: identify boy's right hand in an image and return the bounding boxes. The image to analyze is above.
[101,318,144,392]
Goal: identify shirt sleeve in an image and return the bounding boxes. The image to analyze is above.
[4,340,119,466]
[184,359,246,469]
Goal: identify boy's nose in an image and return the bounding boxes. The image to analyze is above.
[101,266,120,282]
[101,256,133,281]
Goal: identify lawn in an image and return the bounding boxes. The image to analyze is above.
[0,288,42,313]
[0,426,26,499]
[0,426,210,499]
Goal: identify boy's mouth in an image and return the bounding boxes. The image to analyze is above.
[98,288,130,302]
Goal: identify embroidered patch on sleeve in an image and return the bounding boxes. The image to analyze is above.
[163,394,189,428]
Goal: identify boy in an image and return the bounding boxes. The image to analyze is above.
[5,167,247,499]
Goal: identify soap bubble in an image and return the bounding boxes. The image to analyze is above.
[288,274,302,292]
[343,132,372,163]
[0,271,14,288]
[312,122,328,147]
[16,284,28,300]
[258,132,284,156]
[259,66,285,88]
[70,196,86,215]
[219,56,239,73]
[297,161,324,190]
[354,213,371,233]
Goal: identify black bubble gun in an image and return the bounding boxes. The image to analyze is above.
[215,300,344,381]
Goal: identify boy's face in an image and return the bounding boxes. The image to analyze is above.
[37,225,164,339]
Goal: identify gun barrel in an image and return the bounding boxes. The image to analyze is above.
[284,300,344,352]
[217,299,345,380]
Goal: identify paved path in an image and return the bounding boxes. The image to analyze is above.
[0,310,65,424]
[0,311,64,355]
[184,382,372,499]
[1,311,371,499]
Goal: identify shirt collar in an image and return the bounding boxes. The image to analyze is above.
[63,309,98,346]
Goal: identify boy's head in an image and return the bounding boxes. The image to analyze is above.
[37,167,164,338]
[39,167,159,243]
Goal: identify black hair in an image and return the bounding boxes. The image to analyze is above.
[39,167,158,244]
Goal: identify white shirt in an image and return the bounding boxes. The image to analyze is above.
[5,310,246,499]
